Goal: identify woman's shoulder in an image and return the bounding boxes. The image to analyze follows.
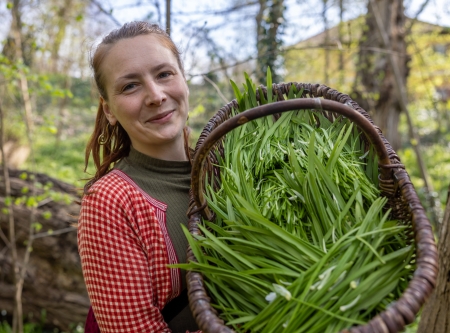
[82,170,167,217]
[88,170,130,193]
[83,171,137,204]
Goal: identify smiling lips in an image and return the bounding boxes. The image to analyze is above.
[147,110,174,123]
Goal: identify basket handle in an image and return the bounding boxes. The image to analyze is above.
[191,98,391,220]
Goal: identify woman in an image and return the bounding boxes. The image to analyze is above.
[78,21,200,333]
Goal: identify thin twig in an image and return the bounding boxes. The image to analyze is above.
[31,227,77,240]
[153,0,162,27]
[187,56,253,78]
[37,197,53,208]
[202,75,229,104]
[90,0,122,27]
[405,0,432,36]
[187,44,407,78]
[171,1,259,16]
[182,21,208,63]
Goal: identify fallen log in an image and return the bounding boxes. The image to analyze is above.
[0,168,89,331]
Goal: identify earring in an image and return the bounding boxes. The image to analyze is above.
[98,123,111,145]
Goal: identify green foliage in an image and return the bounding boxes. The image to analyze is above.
[0,315,84,333]
[404,316,419,333]
[42,211,52,220]
[398,145,450,207]
[22,130,93,186]
[187,79,233,141]
[181,72,415,332]
[32,222,43,232]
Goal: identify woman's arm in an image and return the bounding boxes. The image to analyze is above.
[78,174,173,333]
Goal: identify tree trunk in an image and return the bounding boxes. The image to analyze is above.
[50,0,73,73]
[322,0,329,83]
[255,0,284,84]
[255,0,268,83]
[0,100,22,333]
[166,0,171,35]
[0,169,89,331]
[338,0,344,87]
[417,184,450,333]
[353,0,409,151]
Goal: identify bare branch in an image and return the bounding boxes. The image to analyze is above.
[90,0,122,27]
[187,43,410,79]
[405,0,432,35]
[153,0,162,27]
[31,227,77,240]
[0,228,9,246]
[286,44,407,56]
[182,21,207,61]
[171,1,259,16]
[187,56,253,78]
[202,75,229,104]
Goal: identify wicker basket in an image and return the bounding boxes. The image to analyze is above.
[186,83,438,333]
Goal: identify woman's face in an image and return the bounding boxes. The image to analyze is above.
[100,34,189,160]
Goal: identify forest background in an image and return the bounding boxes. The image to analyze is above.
[0,0,449,332]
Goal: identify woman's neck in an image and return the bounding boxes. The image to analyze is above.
[131,141,188,161]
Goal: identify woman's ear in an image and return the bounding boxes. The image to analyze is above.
[100,96,117,126]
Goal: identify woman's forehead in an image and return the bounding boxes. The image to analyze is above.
[102,35,178,74]
[110,35,173,59]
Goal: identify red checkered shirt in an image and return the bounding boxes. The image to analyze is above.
[78,170,200,333]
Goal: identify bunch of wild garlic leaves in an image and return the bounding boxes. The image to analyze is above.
[180,72,414,333]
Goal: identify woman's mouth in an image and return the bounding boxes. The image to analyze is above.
[148,111,174,124]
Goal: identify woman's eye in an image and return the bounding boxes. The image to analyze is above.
[123,83,137,91]
[159,72,172,79]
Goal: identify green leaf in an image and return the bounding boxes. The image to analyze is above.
[42,211,52,220]
[47,125,58,134]
[26,196,38,208]
[198,223,257,270]
[258,86,267,105]
[32,222,43,232]
[237,207,323,262]
[178,223,204,264]
[287,83,297,100]
[266,66,273,103]
[4,196,12,206]
[230,79,242,101]
[244,73,257,108]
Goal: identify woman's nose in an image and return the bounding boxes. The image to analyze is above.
[144,81,166,106]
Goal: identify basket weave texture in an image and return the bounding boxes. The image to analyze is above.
[186,82,438,333]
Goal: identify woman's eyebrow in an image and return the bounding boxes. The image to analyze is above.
[151,62,178,73]
[115,63,176,84]
[115,72,140,84]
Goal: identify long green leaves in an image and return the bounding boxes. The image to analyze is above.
[179,71,414,332]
